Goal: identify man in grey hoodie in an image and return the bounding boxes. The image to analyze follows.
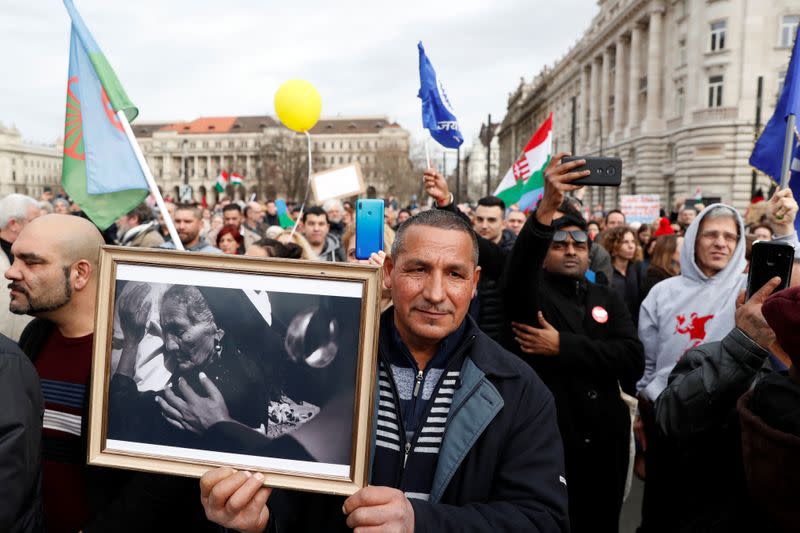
[637,203,747,402]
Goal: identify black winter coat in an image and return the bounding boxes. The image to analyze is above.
[502,213,644,533]
[0,333,43,533]
[650,328,777,533]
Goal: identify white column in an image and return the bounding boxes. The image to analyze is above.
[645,3,665,131]
[627,24,642,134]
[588,59,599,144]
[600,48,611,147]
[613,36,627,138]
[579,66,589,145]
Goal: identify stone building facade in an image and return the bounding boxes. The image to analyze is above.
[133,115,413,203]
[497,0,799,212]
[0,122,61,198]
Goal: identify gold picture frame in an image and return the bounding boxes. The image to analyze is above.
[87,246,381,496]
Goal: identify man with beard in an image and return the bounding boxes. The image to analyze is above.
[6,214,215,532]
[160,204,221,253]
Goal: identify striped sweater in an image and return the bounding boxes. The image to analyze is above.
[371,312,470,502]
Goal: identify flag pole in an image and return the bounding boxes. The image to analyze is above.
[117,110,184,251]
[290,130,314,239]
[780,113,797,189]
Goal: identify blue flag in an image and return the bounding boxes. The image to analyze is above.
[750,26,800,179]
[417,42,463,149]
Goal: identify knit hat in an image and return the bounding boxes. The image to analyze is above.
[653,217,675,237]
[762,285,800,367]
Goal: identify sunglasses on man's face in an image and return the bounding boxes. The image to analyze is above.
[552,230,589,244]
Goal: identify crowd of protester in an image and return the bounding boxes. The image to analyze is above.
[1,159,799,532]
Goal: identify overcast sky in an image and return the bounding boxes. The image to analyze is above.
[0,0,598,153]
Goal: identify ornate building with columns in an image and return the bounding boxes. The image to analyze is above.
[498,0,799,211]
[133,115,412,204]
[0,122,61,198]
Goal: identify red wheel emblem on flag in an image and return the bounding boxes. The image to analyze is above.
[64,76,85,161]
[591,306,608,324]
[101,88,124,133]
[512,158,530,182]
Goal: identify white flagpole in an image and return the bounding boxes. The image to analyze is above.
[290,130,314,239]
[117,110,184,251]
[424,134,432,169]
[780,113,797,189]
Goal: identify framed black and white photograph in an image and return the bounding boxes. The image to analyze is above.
[87,247,381,496]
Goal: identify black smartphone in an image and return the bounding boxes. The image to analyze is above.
[746,241,794,299]
[562,156,622,187]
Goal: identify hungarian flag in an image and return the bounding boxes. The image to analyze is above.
[231,172,244,187]
[61,0,148,229]
[493,113,552,212]
[215,170,229,193]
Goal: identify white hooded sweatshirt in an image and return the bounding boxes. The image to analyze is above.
[637,204,746,401]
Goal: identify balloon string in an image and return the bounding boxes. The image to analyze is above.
[290,130,314,239]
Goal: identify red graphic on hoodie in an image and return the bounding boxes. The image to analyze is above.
[675,313,714,349]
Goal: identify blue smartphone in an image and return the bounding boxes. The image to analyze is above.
[355,199,385,260]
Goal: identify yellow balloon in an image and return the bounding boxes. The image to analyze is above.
[274,79,322,133]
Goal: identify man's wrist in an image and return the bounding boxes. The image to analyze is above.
[436,193,454,208]
[772,225,793,238]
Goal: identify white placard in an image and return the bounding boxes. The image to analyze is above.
[620,194,661,224]
[311,163,365,202]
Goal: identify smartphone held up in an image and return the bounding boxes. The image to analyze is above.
[562,156,622,187]
[355,199,384,260]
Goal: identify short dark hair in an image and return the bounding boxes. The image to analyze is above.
[553,212,589,233]
[222,204,242,214]
[302,206,328,224]
[477,196,506,211]
[605,209,625,223]
[391,209,479,265]
[174,203,202,219]
[126,202,154,224]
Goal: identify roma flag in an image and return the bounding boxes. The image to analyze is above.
[61,0,148,229]
[275,199,295,229]
[493,113,552,212]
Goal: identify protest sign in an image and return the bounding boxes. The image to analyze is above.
[620,194,660,224]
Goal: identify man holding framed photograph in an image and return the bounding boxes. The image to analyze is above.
[197,209,569,532]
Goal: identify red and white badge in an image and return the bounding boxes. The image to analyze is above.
[591,306,609,324]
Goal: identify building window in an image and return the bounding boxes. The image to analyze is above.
[710,21,726,52]
[676,86,685,115]
[708,75,723,107]
[678,39,687,66]
[778,70,787,97]
[638,76,648,94]
[780,15,800,48]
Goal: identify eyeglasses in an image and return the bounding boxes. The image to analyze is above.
[552,230,589,243]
